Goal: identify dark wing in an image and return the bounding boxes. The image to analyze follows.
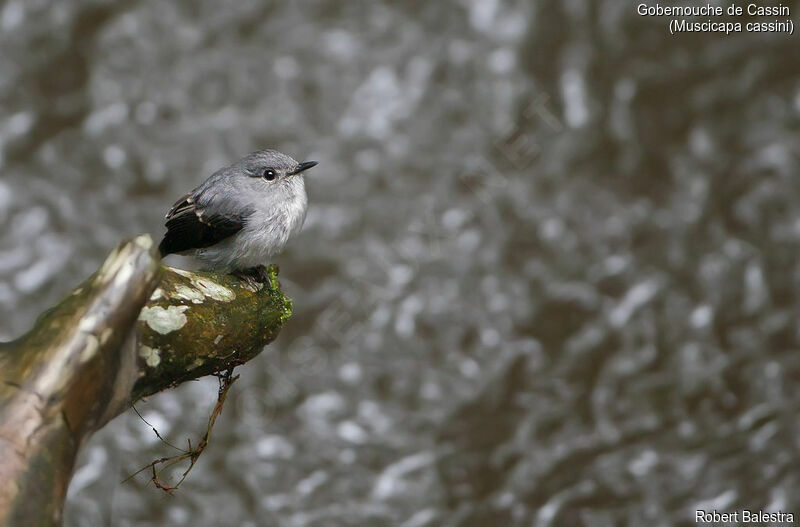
[158,191,249,257]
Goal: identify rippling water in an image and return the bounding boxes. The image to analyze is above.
[1,1,799,525]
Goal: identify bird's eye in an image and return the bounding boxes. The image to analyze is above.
[263,169,277,181]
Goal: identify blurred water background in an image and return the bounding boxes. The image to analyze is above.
[1,0,799,525]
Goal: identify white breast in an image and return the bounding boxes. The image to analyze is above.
[196,177,308,271]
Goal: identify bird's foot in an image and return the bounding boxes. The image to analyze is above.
[233,266,273,290]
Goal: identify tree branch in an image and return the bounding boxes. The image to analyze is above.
[0,235,292,526]
[131,264,291,403]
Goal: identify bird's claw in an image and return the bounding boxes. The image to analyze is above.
[233,266,273,290]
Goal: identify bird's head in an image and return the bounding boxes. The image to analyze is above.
[237,149,318,186]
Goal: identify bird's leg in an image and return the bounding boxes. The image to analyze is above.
[231,269,259,289]
[232,266,273,289]
[254,265,273,289]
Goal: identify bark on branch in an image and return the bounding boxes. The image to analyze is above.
[0,235,292,526]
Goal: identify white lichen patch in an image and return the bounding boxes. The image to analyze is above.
[193,278,235,302]
[139,345,161,367]
[138,305,189,334]
[173,284,205,304]
[149,288,164,301]
[171,268,196,279]
[81,334,100,363]
[167,268,236,300]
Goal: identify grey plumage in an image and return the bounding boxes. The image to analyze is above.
[159,149,317,272]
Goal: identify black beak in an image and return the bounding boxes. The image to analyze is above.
[289,161,318,175]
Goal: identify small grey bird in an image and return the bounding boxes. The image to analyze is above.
[158,149,317,284]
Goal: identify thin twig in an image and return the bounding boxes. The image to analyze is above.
[130,403,184,452]
[123,367,239,492]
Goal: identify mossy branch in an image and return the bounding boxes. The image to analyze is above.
[132,264,291,401]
